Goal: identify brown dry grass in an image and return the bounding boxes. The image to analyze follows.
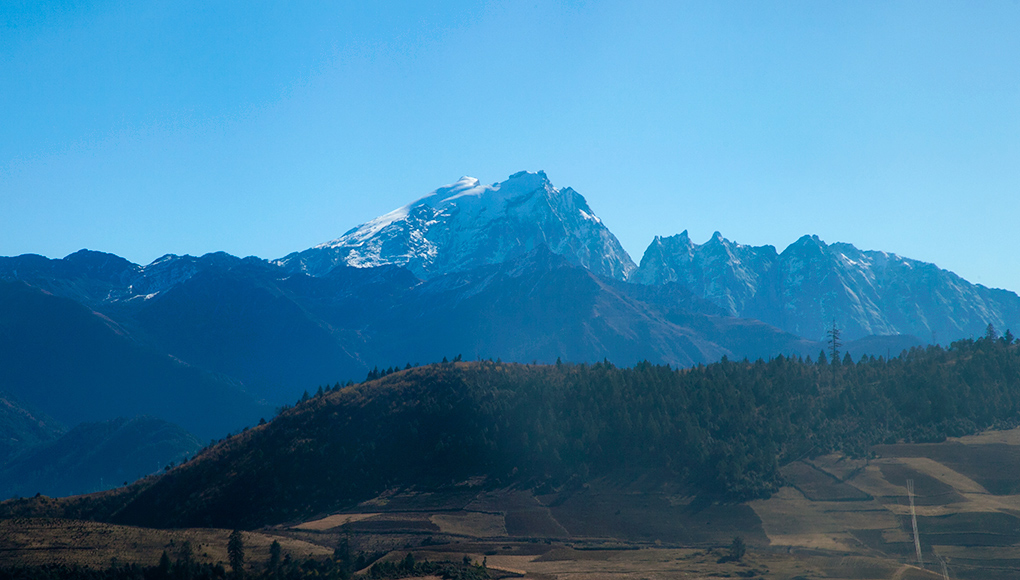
[455,545,939,580]
[430,512,507,537]
[0,518,331,570]
[291,513,380,531]
[952,425,1020,446]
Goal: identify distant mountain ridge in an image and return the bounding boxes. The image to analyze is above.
[635,231,1020,341]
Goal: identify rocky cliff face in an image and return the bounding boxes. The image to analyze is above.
[275,171,637,281]
[636,232,1020,341]
[632,231,777,316]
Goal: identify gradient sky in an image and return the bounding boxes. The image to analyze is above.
[2,1,1019,291]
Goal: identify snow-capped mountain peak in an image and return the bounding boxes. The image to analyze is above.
[277,171,636,280]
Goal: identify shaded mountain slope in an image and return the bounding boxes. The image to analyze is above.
[367,248,816,368]
[130,262,375,403]
[0,280,267,439]
[1,253,420,406]
[0,416,202,499]
[0,393,63,464]
[369,248,723,367]
[2,248,822,404]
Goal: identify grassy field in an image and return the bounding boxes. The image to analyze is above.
[0,518,331,569]
[748,426,1020,579]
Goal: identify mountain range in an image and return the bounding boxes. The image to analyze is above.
[1,170,1016,497]
[634,230,1020,342]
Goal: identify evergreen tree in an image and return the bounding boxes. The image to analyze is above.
[268,540,281,578]
[177,541,194,579]
[827,319,842,363]
[986,322,998,341]
[728,536,746,561]
[227,530,245,578]
[158,550,172,579]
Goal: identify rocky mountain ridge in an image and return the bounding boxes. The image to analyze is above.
[635,231,1020,341]
[276,170,1019,343]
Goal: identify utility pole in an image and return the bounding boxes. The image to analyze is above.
[826,319,842,384]
[826,319,842,362]
[907,479,924,570]
[935,551,950,579]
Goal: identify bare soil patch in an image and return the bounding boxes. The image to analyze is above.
[847,528,915,558]
[430,512,507,537]
[504,507,568,538]
[417,541,554,557]
[356,488,481,512]
[781,461,872,502]
[913,511,1020,546]
[807,454,870,482]
[464,490,568,538]
[343,512,441,533]
[548,490,769,546]
[875,442,1020,496]
[877,464,965,506]
[953,425,1020,446]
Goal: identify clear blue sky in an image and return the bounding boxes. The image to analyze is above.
[2,1,1018,291]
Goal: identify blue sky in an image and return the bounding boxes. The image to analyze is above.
[2,1,1019,291]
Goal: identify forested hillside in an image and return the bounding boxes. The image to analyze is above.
[5,332,1019,529]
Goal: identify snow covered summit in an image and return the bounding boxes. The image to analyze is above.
[277,170,637,281]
